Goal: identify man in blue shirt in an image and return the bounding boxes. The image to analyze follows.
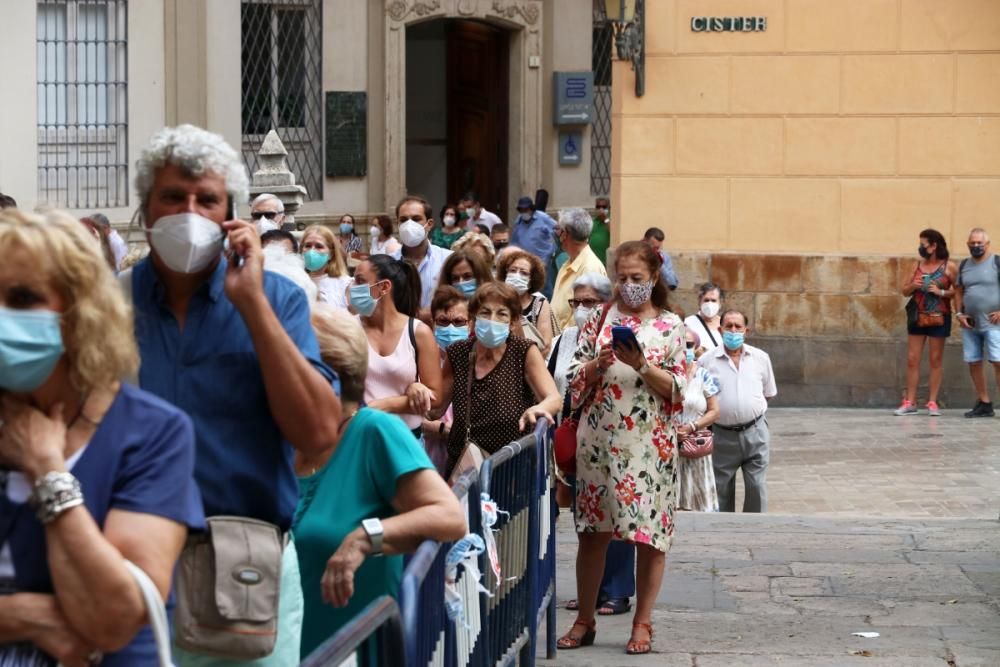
[643,227,680,290]
[510,195,558,297]
[128,124,342,666]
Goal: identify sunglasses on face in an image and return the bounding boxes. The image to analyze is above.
[686,341,696,349]
[435,317,469,327]
[251,211,278,220]
[569,299,601,309]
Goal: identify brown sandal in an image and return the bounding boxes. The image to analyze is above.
[625,622,653,655]
[557,618,597,650]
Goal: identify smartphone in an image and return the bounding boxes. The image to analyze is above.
[226,196,244,268]
[611,325,638,350]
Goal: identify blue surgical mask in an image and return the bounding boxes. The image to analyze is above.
[340,223,354,235]
[456,279,478,298]
[475,318,510,348]
[685,348,696,363]
[434,325,468,350]
[349,283,380,317]
[0,307,65,392]
[722,331,745,351]
[303,250,330,272]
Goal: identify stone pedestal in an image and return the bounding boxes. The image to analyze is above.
[248,130,308,230]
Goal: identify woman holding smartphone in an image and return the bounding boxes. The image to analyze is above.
[560,241,687,655]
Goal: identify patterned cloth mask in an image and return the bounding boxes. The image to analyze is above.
[619,280,654,308]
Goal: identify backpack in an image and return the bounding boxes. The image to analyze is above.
[958,255,1000,286]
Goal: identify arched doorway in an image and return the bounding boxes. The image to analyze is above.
[383,0,543,217]
[406,19,509,219]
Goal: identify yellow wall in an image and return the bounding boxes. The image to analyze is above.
[612,0,1000,255]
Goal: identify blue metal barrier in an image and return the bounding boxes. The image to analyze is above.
[530,423,558,661]
[401,469,486,667]
[479,419,551,667]
[300,596,405,667]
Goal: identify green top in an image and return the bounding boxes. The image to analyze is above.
[589,216,611,266]
[293,407,434,658]
[430,226,467,249]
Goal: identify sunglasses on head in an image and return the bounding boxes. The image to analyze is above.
[251,211,278,220]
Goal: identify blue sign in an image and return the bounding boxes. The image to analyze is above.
[559,131,582,166]
[553,71,594,126]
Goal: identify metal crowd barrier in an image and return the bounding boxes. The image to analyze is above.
[400,469,486,667]
[300,596,405,667]
[478,419,554,667]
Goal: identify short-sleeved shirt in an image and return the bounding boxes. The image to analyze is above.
[391,243,452,309]
[469,208,502,233]
[510,211,557,262]
[131,257,338,531]
[958,254,1000,331]
[293,408,433,658]
[589,216,611,267]
[552,245,608,330]
[658,250,679,289]
[698,343,777,426]
[0,383,204,666]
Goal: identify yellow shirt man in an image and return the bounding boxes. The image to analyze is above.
[552,244,608,330]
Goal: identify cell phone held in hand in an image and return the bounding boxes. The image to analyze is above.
[611,325,638,350]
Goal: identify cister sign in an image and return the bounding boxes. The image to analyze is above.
[691,16,767,32]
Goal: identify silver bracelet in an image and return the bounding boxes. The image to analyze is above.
[29,471,84,525]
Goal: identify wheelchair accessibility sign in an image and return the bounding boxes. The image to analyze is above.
[559,131,582,166]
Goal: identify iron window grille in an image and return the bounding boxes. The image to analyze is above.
[241,0,323,201]
[36,0,129,209]
[591,0,613,198]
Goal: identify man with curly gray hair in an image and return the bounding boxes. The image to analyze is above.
[127,124,342,666]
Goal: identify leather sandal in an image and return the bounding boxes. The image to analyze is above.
[597,597,632,616]
[556,619,597,650]
[625,622,653,655]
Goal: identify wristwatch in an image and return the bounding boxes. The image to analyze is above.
[637,362,651,376]
[361,518,384,556]
[29,471,84,525]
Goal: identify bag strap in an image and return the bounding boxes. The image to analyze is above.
[547,334,562,377]
[464,345,476,446]
[695,314,718,347]
[123,560,175,667]
[408,317,419,381]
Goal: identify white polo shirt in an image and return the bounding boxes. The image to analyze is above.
[698,343,777,426]
[392,242,452,309]
[469,208,502,232]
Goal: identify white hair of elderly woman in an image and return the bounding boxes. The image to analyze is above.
[572,272,613,302]
[557,207,594,242]
[263,244,317,304]
[135,124,250,208]
[251,193,285,213]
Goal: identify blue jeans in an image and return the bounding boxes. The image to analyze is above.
[174,540,304,667]
[961,326,1000,363]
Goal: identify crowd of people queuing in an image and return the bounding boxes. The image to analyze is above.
[0,123,996,664]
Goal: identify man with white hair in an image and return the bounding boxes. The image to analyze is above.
[251,192,285,234]
[954,227,1000,418]
[127,124,341,665]
[551,207,608,330]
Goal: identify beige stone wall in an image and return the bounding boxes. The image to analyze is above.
[611,0,1000,406]
[611,0,1000,255]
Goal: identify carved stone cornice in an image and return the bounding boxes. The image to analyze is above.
[491,0,539,25]
[386,0,443,23]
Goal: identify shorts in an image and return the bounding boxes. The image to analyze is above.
[961,327,1000,363]
[907,314,951,338]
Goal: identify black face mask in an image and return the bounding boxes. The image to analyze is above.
[494,241,508,251]
[970,245,986,258]
[918,245,932,259]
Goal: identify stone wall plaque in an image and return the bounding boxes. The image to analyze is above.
[325,92,367,178]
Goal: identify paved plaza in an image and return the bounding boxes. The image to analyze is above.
[540,408,1000,666]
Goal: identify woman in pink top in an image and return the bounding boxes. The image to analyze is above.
[351,255,443,437]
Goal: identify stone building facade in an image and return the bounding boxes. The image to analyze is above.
[611,0,1000,407]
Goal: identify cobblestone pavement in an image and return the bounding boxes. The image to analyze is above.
[539,409,1000,666]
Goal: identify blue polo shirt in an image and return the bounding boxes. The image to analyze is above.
[511,210,557,261]
[130,257,338,531]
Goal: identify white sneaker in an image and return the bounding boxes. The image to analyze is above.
[894,400,918,416]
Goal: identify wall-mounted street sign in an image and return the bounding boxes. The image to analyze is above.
[558,131,582,166]
[553,71,593,126]
[691,16,767,32]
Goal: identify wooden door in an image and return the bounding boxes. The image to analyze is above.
[446,20,509,221]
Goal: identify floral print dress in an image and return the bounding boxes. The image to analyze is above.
[567,303,687,553]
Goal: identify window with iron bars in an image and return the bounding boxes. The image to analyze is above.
[37,0,129,209]
[241,0,323,201]
[591,1,613,198]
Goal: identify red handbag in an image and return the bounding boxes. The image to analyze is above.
[553,304,612,475]
[679,429,714,459]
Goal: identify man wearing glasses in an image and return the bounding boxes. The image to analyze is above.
[250,193,285,234]
[954,228,1000,418]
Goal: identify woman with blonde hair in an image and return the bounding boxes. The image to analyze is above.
[0,209,203,665]
[450,231,496,267]
[301,224,352,308]
[295,304,465,656]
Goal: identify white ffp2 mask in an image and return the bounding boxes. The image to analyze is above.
[399,220,427,248]
[148,212,224,274]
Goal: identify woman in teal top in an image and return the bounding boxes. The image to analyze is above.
[430,203,468,249]
[295,305,467,658]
